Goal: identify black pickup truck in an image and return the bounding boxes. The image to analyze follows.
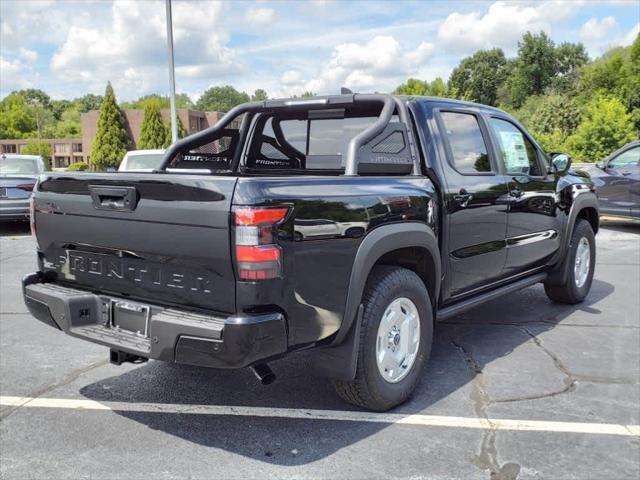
[23,94,598,411]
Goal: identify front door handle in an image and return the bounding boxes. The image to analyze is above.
[621,171,631,176]
[453,189,472,207]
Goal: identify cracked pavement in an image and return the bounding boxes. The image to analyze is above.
[1,221,639,479]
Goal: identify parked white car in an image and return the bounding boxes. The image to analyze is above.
[118,149,166,172]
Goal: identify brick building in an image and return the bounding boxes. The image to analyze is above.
[0,138,83,168]
[80,108,222,164]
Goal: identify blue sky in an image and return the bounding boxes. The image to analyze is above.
[1,0,638,102]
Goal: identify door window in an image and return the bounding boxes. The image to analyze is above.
[440,112,491,174]
[609,147,639,169]
[490,118,542,176]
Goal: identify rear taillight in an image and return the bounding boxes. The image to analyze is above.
[29,196,36,236]
[234,206,289,280]
[16,183,35,192]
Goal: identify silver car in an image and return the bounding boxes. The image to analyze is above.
[0,154,46,221]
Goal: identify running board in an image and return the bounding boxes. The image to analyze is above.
[437,272,547,321]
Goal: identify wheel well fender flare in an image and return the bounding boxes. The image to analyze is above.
[331,222,440,346]
[548,191,598,285]
[566,192,599,239]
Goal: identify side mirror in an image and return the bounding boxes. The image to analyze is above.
[551,153,571,174]
[595,162,605,170]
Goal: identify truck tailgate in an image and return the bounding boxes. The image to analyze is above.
[33,173,238,313]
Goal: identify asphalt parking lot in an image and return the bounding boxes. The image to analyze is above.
[0,221,638,480]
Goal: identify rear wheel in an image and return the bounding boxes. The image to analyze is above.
[333,266,433,411]
[544,219,596,304]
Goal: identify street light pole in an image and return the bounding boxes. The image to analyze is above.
[165,0,178,143]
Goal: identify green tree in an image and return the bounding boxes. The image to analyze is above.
[448,48,508,105]
[515,94,581,143]
[162,115,188,148]
[75,94,104,112]
[507,32,557,107]
[90,82,131,170]
[553,42,589,93]
[291,91,316,99]
[394,78,449,98]
[251,89,268,101]
[137,101,165,149]
[515,94,582,154]
[50,99,72,120]
[394,78,430,96]
[566,95,636,162]
[21,139,52,168]
[121,93,193,110]
[0,93,36,139]
[580,36,640,132]
[15,88,51,108]
[54,107,81,137]
[195,86,250,112]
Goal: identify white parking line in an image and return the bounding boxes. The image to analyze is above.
[2,396,638,437]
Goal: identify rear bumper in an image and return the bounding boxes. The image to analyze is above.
[22,273,287,369]
[0,199,30,220]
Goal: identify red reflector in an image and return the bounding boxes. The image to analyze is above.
[16,183,35,192]
[239,268,279,280]
[235,207,289,226]
[236,245,281,262]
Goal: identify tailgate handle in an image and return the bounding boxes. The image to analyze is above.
[89,185,138,211]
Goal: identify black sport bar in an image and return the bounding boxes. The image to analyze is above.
[158,93,416,175]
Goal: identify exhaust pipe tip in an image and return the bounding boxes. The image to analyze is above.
[250,363,276,385]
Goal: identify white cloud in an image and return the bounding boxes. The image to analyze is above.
[0,57,35,91]
[19,48,38,63]
[437,1,582,55]
[48,0,239,100]
[0,0,72,50]
[244,7,275,26]
[280,70,304,85]
[277,35,435,96]
[579,17,639,55]
[622,23,640,45]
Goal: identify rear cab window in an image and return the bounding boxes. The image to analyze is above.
[245,116,392,173]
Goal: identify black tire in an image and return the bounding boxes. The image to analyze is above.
[544,219,596,304]
[333,266,433,411]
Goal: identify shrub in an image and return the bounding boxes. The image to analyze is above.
[67,161,89,171]
[565,95,636,162]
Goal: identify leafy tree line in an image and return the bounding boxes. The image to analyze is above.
[394,32,639,162]
[0,84,268,146]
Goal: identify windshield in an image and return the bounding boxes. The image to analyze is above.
[0,157,39,175]
[124,153,165,170]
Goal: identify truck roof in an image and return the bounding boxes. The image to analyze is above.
[264,93,506,115]
[398,95,506,114]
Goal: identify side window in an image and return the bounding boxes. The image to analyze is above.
[609,147,639,169]
[440,112,491,174]
[489,118,542,176]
